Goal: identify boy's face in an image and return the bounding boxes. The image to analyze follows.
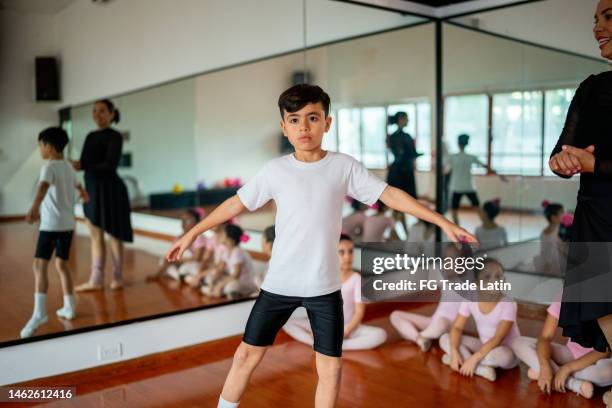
[38,141,53,159]
[338,239,354,270]
[280,102,331,152]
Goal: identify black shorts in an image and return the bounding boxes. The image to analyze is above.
[243,289,344,357]
[35,231,73,260]
[451,191,480,210]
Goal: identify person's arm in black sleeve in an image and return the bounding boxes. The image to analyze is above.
[549,77,590,179]
[594,157,612,178]
[83,133,122,172]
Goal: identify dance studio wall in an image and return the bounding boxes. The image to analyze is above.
[443,24,607,94]
[0,10,59,216]
[54,0,422,106]
[0,0,421,215]
[70,79,199,196]
[451,0,602,60]
[193,24,435,186]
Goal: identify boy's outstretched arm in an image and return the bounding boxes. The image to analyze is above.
[26,181,50,224]
[379,186,477,243]
[166,195,248,262]
[75,182,90,203]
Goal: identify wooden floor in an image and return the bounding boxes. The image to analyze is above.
[0,221,255,345]
[5,304,605,408]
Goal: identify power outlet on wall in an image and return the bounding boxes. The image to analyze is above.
[97,342,123,361]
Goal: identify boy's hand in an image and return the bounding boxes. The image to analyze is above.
[26,207,40,224]
[166,232,195,262]
[441,221,478,244]
[72,160,82,170]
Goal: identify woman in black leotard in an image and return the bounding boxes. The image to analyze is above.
[549,0,612,401]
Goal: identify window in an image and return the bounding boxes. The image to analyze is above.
[329,101,432,170]
[444,87,575,176]
[444,95,489,174]
[543,89,575,176]
[491,91,543,176]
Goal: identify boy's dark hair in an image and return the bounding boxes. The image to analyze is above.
[457,133,470,147]
[482,200,501,220]
[225,224,244,245]
[339,233,353,243]
[278,84,330,118]
[543,202,563,222]
[264,225,276,244]
[95,99,121,124]
[38,127,69,153]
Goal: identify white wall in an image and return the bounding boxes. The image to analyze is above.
[0,10,60,215]
[70,79,198,195]
[452,0,606,60]
[55,0,423,106]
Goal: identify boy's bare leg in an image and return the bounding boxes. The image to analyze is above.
[21,259,50,338]
[54,258,74,295]
[219,342,268,404]
[55,258,77,320]
[314,352,342,408]
[34,258,49,293]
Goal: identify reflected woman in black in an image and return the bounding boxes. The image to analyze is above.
[549,0,612,401]
[386,111,421,235]
[73,99,133,292]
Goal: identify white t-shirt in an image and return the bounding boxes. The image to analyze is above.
[237,151,387,296]
[39,160,77,231]
[448,152,483,192]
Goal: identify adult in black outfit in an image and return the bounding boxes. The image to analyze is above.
[549,0,612,402]
[386,111,421,235]
[73,99,133,292]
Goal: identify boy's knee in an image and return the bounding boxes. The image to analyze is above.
[54,258,69,272]
[233,343,264,369]
[317,356,342,382]
[33,259,46,274]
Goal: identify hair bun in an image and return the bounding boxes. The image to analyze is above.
[541,200,551,208]
[560,213,574,228]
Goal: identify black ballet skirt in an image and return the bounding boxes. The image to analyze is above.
[552,71,612,352]
[80,128,133,242]
[387,130,420,198]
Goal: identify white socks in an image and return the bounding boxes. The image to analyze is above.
[218,396,239,408]
[56,294,76,320]
[21,293,48,338]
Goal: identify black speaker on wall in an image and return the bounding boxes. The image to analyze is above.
[35,57,60,101]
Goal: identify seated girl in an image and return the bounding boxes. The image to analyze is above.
[440,258,520,382]
[390,244,471,352]
[475,199,508,251]
[511,291,612,400]
[201,224,255,299]
[147,209,206,281]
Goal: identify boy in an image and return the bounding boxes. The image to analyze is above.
[166,84,476,407]
[21,127,88,338]
[447,134,506,224]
